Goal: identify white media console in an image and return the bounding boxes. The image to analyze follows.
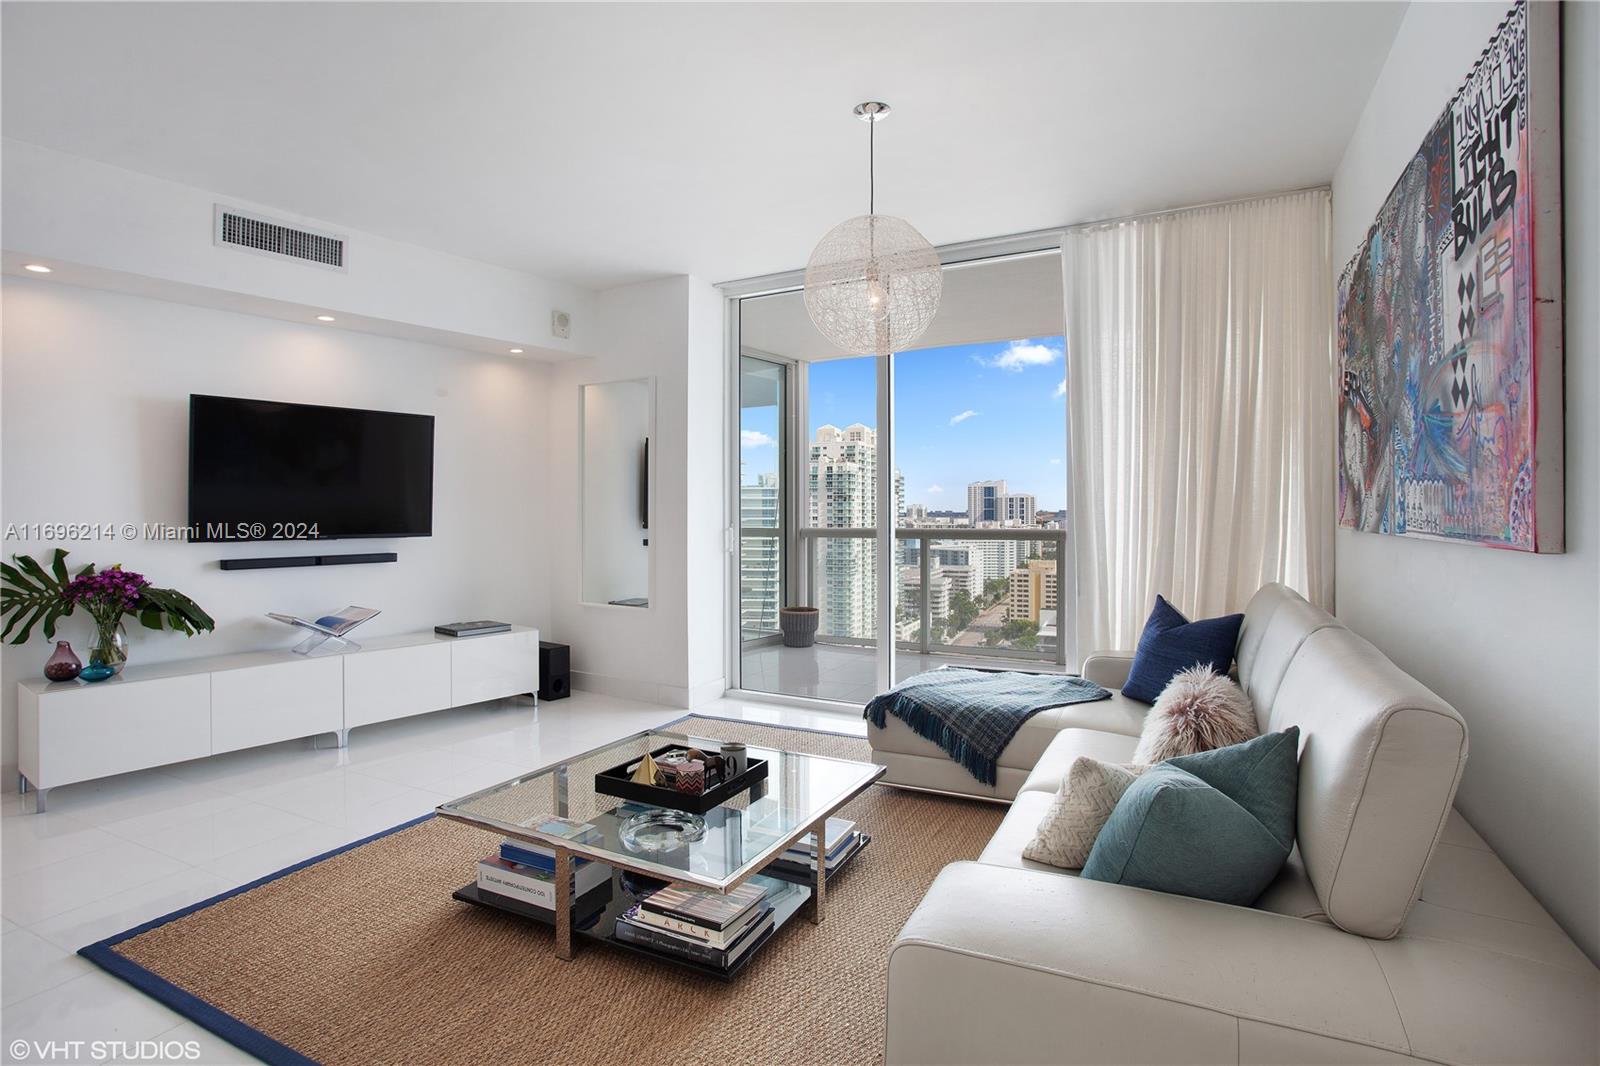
[16,625,539,812]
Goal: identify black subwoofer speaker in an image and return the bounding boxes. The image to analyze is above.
[538,641,570,701]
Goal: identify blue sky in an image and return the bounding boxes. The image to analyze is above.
[741,335,1067,512]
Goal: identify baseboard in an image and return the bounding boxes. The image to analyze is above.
[568,670,677,707]
[569,672,726,709]
[687,676,728,707]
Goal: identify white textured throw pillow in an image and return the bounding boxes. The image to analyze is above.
[1132,665,1258,764]
[1023,756,1149,869]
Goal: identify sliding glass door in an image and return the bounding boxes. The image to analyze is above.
[730,247,1067,706]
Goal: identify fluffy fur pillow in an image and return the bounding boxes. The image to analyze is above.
[1132,665,1258,764]
[1023,756,1149,869]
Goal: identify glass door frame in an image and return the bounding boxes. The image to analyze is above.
[736,350,800,645]
[721,229,1072,706]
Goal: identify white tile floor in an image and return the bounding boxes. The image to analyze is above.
[739,641,1066,705]
[0,690,867,1065]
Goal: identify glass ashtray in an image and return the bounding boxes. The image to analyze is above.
[619,808,707,853]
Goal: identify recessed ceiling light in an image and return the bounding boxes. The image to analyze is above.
[509,348,524,354]
[315,315,336,322]
[23,263,52,273]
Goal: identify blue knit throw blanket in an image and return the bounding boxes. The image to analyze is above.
[864,669,1112,786]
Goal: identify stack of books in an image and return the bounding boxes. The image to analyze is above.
[475,818,611,911]
[614,880,775,971]
[766,817,863,879]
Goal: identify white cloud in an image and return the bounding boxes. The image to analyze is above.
[949,409,979,426]
[925,484,945,495]
[740,430,775,448]
[1053,379,1066,398]
[982,340,1063,372]
[1049,458,1061,465]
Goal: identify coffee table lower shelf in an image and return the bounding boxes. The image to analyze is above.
[451,834,870,981]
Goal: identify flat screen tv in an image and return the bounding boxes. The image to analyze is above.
[188,395,434,541]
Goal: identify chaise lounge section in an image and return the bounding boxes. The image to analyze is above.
[879,585,1599,1064]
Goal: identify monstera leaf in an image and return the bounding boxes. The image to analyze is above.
[136,584,215,637]
[0,549,91,644]
[1,549,216,645]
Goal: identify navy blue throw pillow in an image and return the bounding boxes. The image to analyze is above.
[1120,596,1243,703]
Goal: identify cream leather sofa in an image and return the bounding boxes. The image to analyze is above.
[878,584,1599,1065]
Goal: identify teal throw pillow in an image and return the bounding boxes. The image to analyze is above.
[1081,728,1300,905]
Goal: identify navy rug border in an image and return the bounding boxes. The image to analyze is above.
[78,810,436,1066]
[75,711,860,1065]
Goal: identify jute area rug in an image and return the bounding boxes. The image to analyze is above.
[83,716,1005,1066]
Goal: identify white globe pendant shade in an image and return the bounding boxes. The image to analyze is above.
[804,214,943,356]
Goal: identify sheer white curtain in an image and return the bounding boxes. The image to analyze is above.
[1064,189,1334,658]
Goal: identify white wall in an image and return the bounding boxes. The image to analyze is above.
[0,278,552,770]
[2,139,592,358]
[1331,1,1598,961]
[548,276,726,707]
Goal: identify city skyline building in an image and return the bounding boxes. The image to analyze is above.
[739,471,781,636]
[966,480,1039,526]
[1007,557,1059,623]
[809,423,879,640]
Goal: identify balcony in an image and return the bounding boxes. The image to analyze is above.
[738,526,1068,705]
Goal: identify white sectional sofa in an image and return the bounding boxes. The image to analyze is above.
[873,584,1599,1065]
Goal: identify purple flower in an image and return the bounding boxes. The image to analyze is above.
[63,565,148,619]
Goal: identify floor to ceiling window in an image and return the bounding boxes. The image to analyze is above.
[732,248,1065,705]
[891,330,1067,681]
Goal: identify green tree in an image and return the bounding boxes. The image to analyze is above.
[988,617,1039,650]
[948,590,979,632]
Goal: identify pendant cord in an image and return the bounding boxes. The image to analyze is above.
[868,116,875,216]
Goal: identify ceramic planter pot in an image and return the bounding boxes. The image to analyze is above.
[779,606,820,648]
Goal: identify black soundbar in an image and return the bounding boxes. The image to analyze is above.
[219,553,398,571]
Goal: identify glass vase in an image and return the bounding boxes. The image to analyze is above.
[81,620,128,682]
[44,640,83,683]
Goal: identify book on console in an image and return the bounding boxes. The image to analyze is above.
[784,817,858,859]
[769,831,864,875]
[630,893,769,948]
[500,838,600,874]
[615,904,774,970]
[639,881,766,932]
[476,855,609,909]
[266,606,380,638]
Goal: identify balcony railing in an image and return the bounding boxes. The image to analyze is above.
[773,526,1067,667]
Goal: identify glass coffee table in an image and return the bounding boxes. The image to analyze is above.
[436,726,884,978]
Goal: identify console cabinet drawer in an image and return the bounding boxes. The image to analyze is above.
[21,674,210,789]
[344,642,452,728]
[211,656,343,753]
[450,629,539,706]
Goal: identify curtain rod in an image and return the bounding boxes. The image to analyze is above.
[717,184,1331,293]
[1059,184,1331,235]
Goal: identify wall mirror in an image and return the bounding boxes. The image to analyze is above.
[581,378,653,607]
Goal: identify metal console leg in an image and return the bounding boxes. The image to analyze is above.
[18,773,28,795]
[33,786,50,814]
[335,729,349,749]
[554,847,575,960]
[807,814,827,925]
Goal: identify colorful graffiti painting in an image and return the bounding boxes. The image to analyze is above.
[1337,0,1564,552]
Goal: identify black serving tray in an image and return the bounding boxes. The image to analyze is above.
[594,744,770,815]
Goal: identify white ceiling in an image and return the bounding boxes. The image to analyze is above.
[1,2,1404,292]
[743,251,1065,363]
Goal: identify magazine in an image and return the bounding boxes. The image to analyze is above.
[267,606,381,638]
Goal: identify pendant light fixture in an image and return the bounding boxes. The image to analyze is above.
[803,102,942,356]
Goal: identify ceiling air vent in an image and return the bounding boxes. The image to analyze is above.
[213,206,346,270]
